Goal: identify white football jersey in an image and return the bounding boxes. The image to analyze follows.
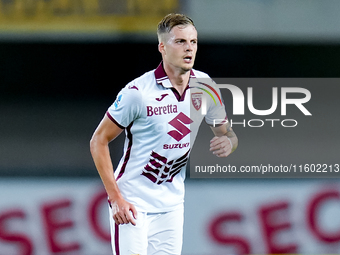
[107,62,227,212]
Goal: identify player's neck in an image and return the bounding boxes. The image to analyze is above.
[163,63,190,95]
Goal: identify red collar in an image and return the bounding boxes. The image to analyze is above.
[154,61,196,87]
[154,62,194,101]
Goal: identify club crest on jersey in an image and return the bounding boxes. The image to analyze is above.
[113,94,122,109]
[191,92,203,111]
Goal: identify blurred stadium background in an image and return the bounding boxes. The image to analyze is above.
[1,0,340,254]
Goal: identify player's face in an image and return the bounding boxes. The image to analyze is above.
[161,24,198,73]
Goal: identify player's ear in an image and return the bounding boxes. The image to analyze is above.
[158,41,165,54]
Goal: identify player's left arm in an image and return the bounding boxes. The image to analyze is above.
[210,120,238,157]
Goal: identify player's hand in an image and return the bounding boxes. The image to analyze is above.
[210,136,232,157]
[110,197,138,226]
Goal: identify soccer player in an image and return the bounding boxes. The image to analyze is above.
[90,13,238,255]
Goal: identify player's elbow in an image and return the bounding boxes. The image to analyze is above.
[90,130,111,155]
[90,133,100,157]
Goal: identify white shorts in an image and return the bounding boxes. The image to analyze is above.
[109,206,184,255]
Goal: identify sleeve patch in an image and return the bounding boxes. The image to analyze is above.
[113,94,122,109]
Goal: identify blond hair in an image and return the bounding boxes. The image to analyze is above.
[157,13,195,41]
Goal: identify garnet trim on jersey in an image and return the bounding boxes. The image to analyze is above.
[155,61,195,102]
[116,123,133,181]
[114,224,120,255]
[142,149,190,185]
[154,61,195,84]
[106,111,125,129]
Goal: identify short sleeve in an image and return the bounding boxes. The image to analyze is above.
[107,84,143,128]
[203,81,228,126]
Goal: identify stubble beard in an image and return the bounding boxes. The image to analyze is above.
[181,67,191,73]
[180,62,194,73]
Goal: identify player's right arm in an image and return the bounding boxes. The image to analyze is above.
[90,114,137,226]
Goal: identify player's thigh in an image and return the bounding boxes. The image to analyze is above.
[147,207,184,255]
[109,207,148,255]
